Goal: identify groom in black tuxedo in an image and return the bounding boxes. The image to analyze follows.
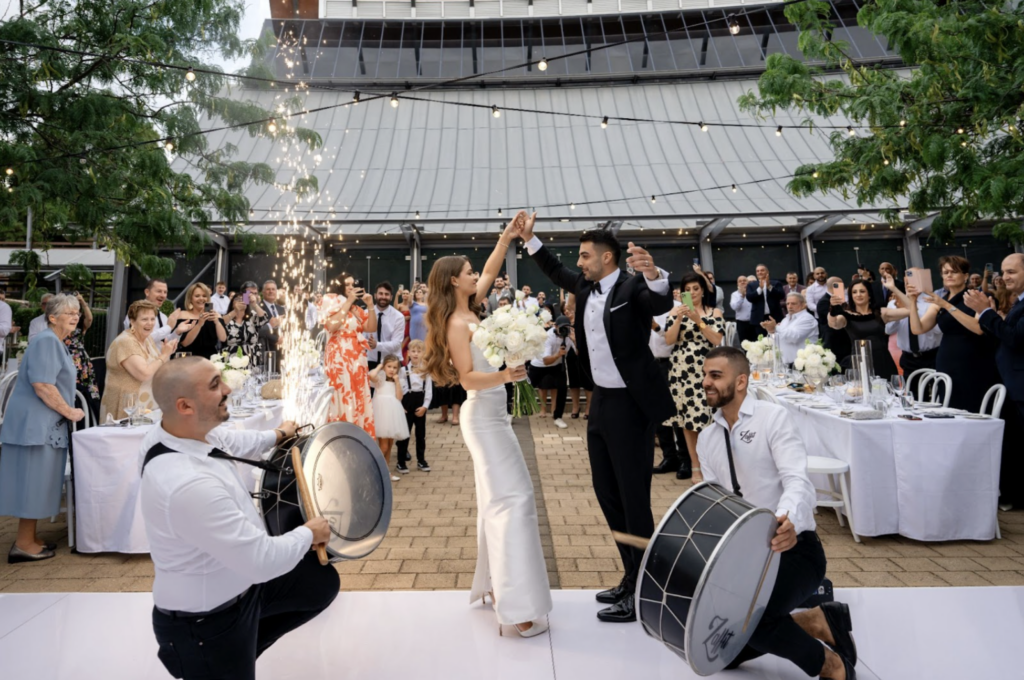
[520,217,675,622]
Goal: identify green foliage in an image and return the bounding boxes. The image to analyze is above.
[62,263,93,292]
[0,1,318,275]
[9,249,42,295]
[11,302,37,331]
[738,0,1024,242]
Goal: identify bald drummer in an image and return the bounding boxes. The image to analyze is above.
[140,357,338,680]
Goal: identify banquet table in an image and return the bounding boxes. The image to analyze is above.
[71,402,284,554]
[771,389,1004,541]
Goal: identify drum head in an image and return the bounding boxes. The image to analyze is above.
[300,422,393,561]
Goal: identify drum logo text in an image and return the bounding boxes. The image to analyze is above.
[703,616,735,662]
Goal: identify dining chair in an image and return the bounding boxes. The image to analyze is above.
[905,367,935,402]
[0,370,18,426]
[806,455,860,543]
[918,371,952,407]
[980,384,1007,419]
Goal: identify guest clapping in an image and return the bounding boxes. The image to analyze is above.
[827,280,901,379]
[168,282,224,359]
[101,300,179,421]
[0,294,86,562]
[223,290,268,360]
[761,293,818,366]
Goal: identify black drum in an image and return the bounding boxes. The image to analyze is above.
[257,422,392,562]
[636,482,780,676]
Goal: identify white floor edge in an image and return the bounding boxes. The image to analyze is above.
[0,587,1019,679]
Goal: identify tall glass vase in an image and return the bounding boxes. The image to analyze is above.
[853,340,875,405]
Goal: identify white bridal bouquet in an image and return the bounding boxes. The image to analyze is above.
[469,296,552,417]
[741,336,775,366]
[211,348,251,391]
[794,341,837,382]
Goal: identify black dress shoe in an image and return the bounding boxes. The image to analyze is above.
[823,647,857,680]
[597,594,636,623]
[653,457,681,474]
[676,465,693,480]
[8,544,56,564]
[820,601,857,667]
[596,578,631,604]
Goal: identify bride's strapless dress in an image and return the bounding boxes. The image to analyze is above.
[461,344,552,625]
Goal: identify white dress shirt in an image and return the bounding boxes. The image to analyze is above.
[210,293,231,316]
[713,285,725,313]
[525,236,669,389]
[649,301,683,359]
[885,299,943,353]
[730,290,752,322]
[697,395,816,535]
[805,282,828,317]
[123,310,179,344]
[774,310,819,364]
[140,425,311,613]
[399,364,433,409]
[365,305,405,364]
[531,327,576,368]
[0,300,12,354]
[28,314,48,342]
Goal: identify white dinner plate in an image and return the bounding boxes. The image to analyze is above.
[805,403,833,410]
[961,413,992,420]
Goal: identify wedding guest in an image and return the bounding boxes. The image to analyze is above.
[884,293,942,388]
[408,286,428,342]
[762,293,819,365]
[528,316,573,429]
[698,347,856,680]
[818,276,851,366]
[27,293,53,342]
[784,272,806,295]
[704,270,726,312]
[258,280,286,362]
[518,284,538,309]
[969,272,983,290]
[886,256,999,411]
[223,290,269,360]
[746,264,786,327]
[650,292,686,478]
[878,262,903,305]
[365,282,405,372]
[0,294,86,562]
[966,253,1024,510]
[122,279,181,345]
[322,277,377,435]
[102,300,179,421]
[562,294,592,419]
[210,281,231,315]
[395,339,432,474]
[62,293,101,420]
[169,282,224,359]
[369,355,409,482]
[486,276,513,314]
[664,272,725,484]
[805,267,829,318]
[731,275,756,343]
[828,280,900,379]
[0,289,20,358]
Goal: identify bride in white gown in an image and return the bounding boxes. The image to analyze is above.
[422,211,552,637]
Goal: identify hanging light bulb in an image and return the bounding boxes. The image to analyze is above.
[492,105,501,119]
[899,119,906,128]
[390,93,399,108]
[731,184,737,193]
[847,126,855,136]
[538,58,548,71]
[185,66,196,82]
[4,168,12,176]
[601,116,609,129]
[164,139,175,152]
[699,121,708,132]
[498,208,503,216]
[961,140,968,147]
[727,14,741,35]
[268,118,278,133]
[956,126,964,134]
[651,195,656,204]
[812,171,819,178]
[883,158,890,166]
[352,91,360,105]
[570,202,575,210]
[415,210,420,219]
[776,125,783,137]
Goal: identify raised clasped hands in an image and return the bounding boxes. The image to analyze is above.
[761,318,777,333]
[964,289,991,314]
[626,242,660,280]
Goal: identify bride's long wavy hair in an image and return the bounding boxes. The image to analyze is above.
[422,255,482,387]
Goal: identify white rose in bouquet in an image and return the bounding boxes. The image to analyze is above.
[222,369,248,391]
[469,303,549,416]
[228,353,250,370]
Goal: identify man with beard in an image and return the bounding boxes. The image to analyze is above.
[805,267,829,318]
[364,281,405,372]
[140,357,337,680]
[697,347,856,680]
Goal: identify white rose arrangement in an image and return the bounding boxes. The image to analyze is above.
[470,303,552,416]
[793,341,837,381]
[211,348,251,391]
[741,336,775,366]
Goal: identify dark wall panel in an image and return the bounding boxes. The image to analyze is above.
[813,238,905,281]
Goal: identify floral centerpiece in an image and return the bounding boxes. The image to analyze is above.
[211,348,252,392]
[793,341,837,391]
[469,295,551,417]
[14,340,28,360]
[741,336,776,379]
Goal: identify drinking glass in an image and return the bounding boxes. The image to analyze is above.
[890,374,906,407]
[123,394,138,426]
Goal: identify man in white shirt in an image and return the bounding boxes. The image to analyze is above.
[698,347,856,680]
[364,282,405,371]
[209,281,231,315]
[141,357,337,680]
[730,275,755,344]
[27,293,53,342]
[650,298,689,478]
[122,279,184,345]
[805,267,829,318]
[0,289,21,356]
[761,293,819,365]
[885,295,941,380]
[528,316,575,429]
[518,284,538,310]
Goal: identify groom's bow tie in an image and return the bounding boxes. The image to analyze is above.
[590,281,602,295]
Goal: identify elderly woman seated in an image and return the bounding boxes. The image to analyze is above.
[0,294,86,562]
[100,300,178,421]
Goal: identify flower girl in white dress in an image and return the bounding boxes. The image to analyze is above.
[369,355,410,482]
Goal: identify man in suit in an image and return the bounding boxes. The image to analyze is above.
[258,279,286,367]
[122,279,185,345]
[746,264,786,327]
[521,218,675,623]
[966,253,1024,509]
[783,271,806,296]
[876,262,904,306]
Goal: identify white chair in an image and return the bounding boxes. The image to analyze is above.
[0,370,18,425]
[806,455,860,543]
[905,367,934,401]
[918,371,952,407]
[754,386,781,404]
[980,384,1006,419]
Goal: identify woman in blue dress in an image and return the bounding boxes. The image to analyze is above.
[0,294,86,562]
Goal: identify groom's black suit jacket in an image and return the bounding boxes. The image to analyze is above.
[531,245,676,425]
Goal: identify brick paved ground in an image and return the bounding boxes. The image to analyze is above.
[2,415,1023,593]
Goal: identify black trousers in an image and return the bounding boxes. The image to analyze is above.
[654,358,684,466]
[152,552,340,680]
[396,391,427,463]
[588,386,656,589]
[1000,400,1024,507]
[899,348,938,390]
[727,532,828,676]
[736,320,759,344]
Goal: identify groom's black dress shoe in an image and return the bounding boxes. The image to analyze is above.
[820,601,857,666]
[653,457,681,474]
[597,594,636,623]
[595,578,630,604]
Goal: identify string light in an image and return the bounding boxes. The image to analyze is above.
[4,168,11,176]
[899,119,907,127]
[185,66,196,82]
[537,58,548,71]
[727,15,741,35]
[570,203,575,210]
[847,126,855,136]
[699,121,708,132]
[390,94,399,108]
[650,195,656,203]
[415,210,420,219]
[164,139,174,152]
[492,105,501,119]
[883,158,890,165]
[731,184,737,192]
[352,91,360,105]
[956,127,964,134]
[267,119,278,133]
[812,171,819,178]
[776,126,783,137]
[601,116,608,129]
[498,208,503,216]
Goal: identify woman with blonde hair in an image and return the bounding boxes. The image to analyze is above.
[101,300,179,421]
[168,282,225,358]
[422,211,552,638]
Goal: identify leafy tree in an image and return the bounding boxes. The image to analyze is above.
[739,0,1024,242]
[0,0,319,276]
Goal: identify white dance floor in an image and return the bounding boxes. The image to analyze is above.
[0,587,1019,679]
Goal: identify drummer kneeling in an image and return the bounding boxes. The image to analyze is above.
[698,347,857,680]
[140,357,339,680]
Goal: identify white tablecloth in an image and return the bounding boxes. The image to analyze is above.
[773,392,1003,541]
[72,403,284,553]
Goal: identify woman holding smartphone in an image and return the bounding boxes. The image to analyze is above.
[223,290,269,359]
[323,276,378,434]
[168,282,227,359]
[664,272,724,483]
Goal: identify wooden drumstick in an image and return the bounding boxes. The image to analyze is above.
[612,531,651,550]
[291,446,329,566]
[742,550,776,634]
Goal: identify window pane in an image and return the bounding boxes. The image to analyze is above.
[664,13,700,70]
[561,19,589,74]
[376,22,404,79]
[396,22,422,77]
[502,21,527,76]
[420,21,443,78]
[439,22,463,78]
[481,21,503,73]
[643,15,677,71]
[339,23,364,78]
[311,22,341,78]
[621,15,649,72]
[358,22,383,78]
[584,18,613,74]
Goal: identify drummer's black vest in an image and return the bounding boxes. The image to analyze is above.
[141,443,283,475]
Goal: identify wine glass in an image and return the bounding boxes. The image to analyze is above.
[890,374,906,407]
[123,393,138,426]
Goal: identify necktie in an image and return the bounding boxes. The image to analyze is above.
[157,313,163,328]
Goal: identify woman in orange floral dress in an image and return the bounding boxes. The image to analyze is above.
[322,277,378,437]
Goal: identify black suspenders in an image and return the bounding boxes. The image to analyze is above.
[720,425,743,498]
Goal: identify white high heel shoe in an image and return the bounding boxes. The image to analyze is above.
[499,618,550,638]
